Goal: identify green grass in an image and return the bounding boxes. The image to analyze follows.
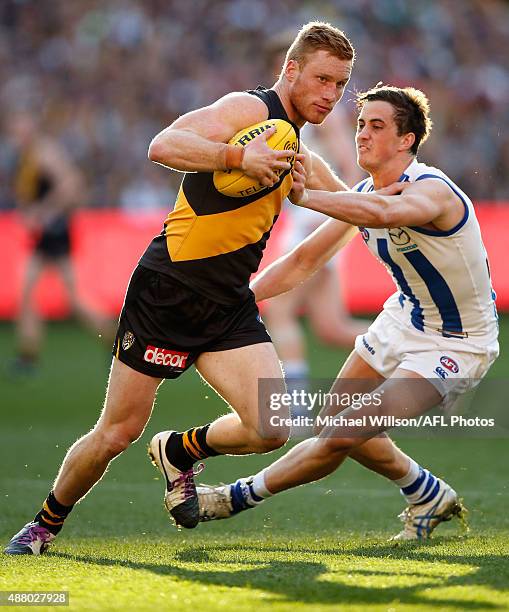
[1,318,508,611]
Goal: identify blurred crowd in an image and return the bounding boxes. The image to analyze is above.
[1,0,508,208]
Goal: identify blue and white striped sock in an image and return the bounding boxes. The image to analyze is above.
[395,459,441,506]
[229,474,270,514]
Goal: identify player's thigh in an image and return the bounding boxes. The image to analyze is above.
[327,352,402,460]
[360,367,442,421]
[20,254,46,301]
[55,257,77,296]
[96,358,163,437]
[337,349,385,381]
[318,368,442,450]
[316,350,384,424]
[195,342,286,429]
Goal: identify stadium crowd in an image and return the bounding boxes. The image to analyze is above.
[0,0,508,207]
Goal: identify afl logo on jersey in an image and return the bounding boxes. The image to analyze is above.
[440,356,459,373]
[360,228,370,242]
[388,228,411,246]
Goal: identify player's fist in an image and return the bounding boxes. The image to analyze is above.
[376,182,409,196]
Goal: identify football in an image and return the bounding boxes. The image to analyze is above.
[213,118,298,198]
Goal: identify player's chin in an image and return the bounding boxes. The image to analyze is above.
[356,153,371,172]
[357,147,369,161]
[305,106,331,125]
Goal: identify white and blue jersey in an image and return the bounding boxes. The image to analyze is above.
[355,159,498,347]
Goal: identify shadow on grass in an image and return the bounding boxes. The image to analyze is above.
[51,538,508,609]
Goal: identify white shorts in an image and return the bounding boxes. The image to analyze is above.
[354,308,499,411]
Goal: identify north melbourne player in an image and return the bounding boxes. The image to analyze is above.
[197,85,499,540]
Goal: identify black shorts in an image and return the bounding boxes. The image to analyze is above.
[34,215,71,259]
[113,265,271,378]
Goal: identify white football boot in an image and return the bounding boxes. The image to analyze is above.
[391,480,467,541]
[197,484,235,521]
[197,477,264,522]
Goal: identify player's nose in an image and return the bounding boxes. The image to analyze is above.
[322,88,336,103]
[357,126,369,140]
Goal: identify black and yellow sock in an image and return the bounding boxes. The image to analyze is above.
[165,424,220,471]
[34,491,74,535]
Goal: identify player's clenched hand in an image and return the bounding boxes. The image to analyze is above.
[376,182,410,196]
[289,160,309,206]
[242,126,298,187]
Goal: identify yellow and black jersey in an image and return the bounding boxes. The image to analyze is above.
[14,149,53,204]
[140,87,300,305]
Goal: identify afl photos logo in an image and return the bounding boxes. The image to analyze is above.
[388,228,411,246]
[122,331,135,350]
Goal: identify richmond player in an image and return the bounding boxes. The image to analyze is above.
[5,22,355,554]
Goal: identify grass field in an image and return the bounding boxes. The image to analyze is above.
[1,318,508,611]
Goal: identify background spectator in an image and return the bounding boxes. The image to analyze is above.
[0,0,507,208]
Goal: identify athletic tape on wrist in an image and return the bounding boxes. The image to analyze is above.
[224,144,245,170]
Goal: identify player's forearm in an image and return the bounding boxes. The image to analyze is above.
[306,151,349,192]
[148,128,242,173]
[251,221,355,301]
[250,253,311,301]
[299,190,393,227]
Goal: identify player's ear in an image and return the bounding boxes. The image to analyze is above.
[399,132,415,153]
[284,59,300,82]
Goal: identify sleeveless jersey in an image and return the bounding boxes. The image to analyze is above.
[355,159,498,344]
[140,87,300,305]
[15,149,53,204]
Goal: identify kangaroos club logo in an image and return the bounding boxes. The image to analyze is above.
[440,355,459,374]
[388,228,411,246]
[122,331,135,351]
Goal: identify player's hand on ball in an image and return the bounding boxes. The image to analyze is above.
[289,160,308,205]
[242,126,298,187]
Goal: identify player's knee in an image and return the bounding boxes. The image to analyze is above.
[95,423,142,458]
[314,320,354,347]
[248,429,289,453]
[262,435,289,453]
[317,435,358,456]
[314,324,339,346]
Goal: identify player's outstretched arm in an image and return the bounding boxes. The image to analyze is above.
[301,143,350,192]
[148,93,298,186]
[290,178,460,229]
[250,218,356,302]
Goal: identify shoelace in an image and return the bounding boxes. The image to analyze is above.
[171,463,205,501]
[18,525,51,545]
[398,507,412,522]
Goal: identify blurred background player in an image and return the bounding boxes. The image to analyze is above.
[7,111,113,375]
[262,33,369,394]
